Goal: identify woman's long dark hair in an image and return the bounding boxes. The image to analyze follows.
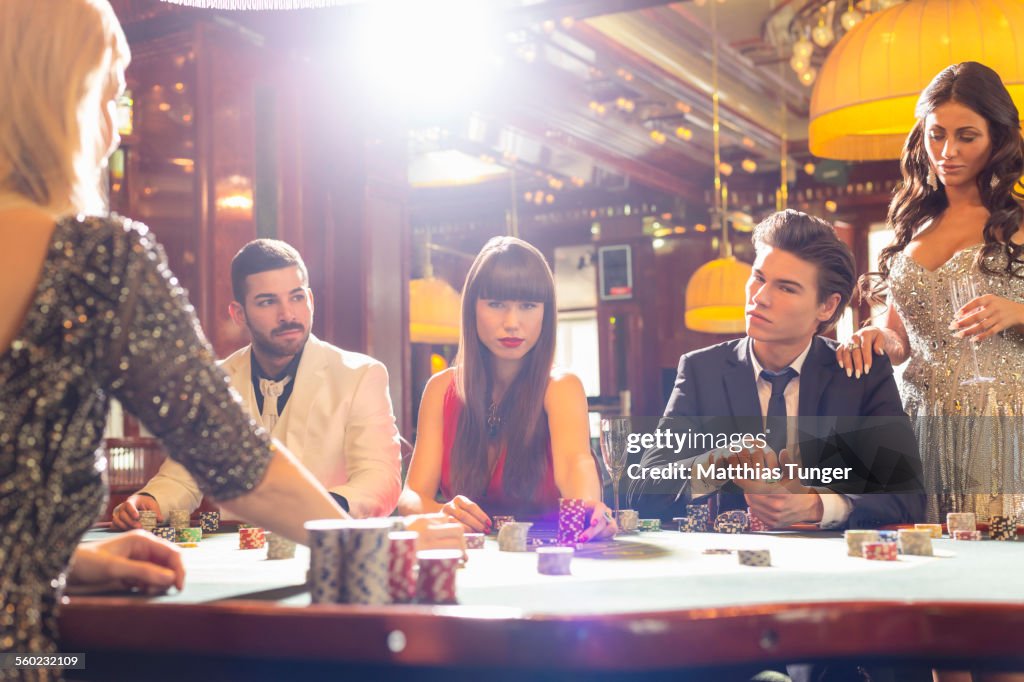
[861,61,1024,306]
[450,237,557,503]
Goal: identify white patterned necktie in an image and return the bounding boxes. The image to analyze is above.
[258,376,292,433]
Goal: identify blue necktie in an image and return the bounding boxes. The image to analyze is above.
[760,368,797,456]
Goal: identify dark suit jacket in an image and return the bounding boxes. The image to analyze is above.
[629,336,925,527]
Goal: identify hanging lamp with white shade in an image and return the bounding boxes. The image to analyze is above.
[809,0,1024,161]
[684,0,751,335]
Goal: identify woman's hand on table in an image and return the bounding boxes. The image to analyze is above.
[440,494,492,533]
[68,530,185,595]
[579,501,617,542]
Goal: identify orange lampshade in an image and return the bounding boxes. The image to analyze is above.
[810,0,1024,160]
[684,255,751,334]
[409,277,461,345]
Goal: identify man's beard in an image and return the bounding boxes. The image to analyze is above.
[250,321,309,359]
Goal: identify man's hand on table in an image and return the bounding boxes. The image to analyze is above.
[111,494,162,531]
[68,530,185,595]
[717,447,825,528]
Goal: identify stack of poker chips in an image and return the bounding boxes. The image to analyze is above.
[497,521,532,552]
[614,509,639,533]
[267,532,297,560]
[844,530,880,557]
[465,533,486,549]
[557,498,586,546]
[416,549,461,604]
[686,504,711,531]
[306,520,346,604]
[952,529,982,541]
[176,527,202,544]
[536,546,574,575]
[946,512,977,534]
[387,531,419,603]
[152,526,176,542]
[877,530,899,549]
[914,523,943,539]
[989,515,1014,541]
[638,519,662,532]
[737,549,771,567]
[338,519,392,605]
[138,510,158,532]
[897,529,934,556]
[492,516,515,533]
[746,508,768,532]
[168,509,190,531]
[239,527,266,549]
[199,511,220,533]
[863,541,898,561]
[713,510,749,534]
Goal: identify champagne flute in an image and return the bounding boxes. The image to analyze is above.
[599,417,632,515]
[949,274,994,385]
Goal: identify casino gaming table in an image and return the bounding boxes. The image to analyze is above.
[59,525,1024,681]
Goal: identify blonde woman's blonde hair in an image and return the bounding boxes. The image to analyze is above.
[0,0,130,216]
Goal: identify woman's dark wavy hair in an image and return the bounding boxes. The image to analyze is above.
[450,237,556,504]
[861,61,1024,306]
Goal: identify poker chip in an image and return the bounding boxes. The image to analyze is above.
[176,527,202,543]
[387,531,418,603]
[677,517,705,533]
[305,520,347,604]
[952,529,982,541]
[713,510,749,534]
[491,516,516,534]
[614,509,639,533]
[686,504,711,532]
[138,510,158,532]
[151,526,176,542]
[897,529,934,556]
[844,529,880,557]
[989,515,1014,541]
[497,521,532,552]
[337,519,392,605]
[465,533,485,549]
[168,509,190,530]
[199,511,220,533]
[862,541,898,561]
[557,498,586,546]
[746,508,768,532]
[267,532,297,560]
[416,549,461,604]
[536,546,574,575]
[913,523,943,539]
[638,518,662,532]
[946,512,977,534]
[176,542,198,548]
[702,548,734,555]
[737,549,771,567]
[239,526,266,550]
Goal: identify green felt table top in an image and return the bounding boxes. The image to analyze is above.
[79,527,1024,615]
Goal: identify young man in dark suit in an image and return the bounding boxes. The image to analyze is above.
[630,209,924,529]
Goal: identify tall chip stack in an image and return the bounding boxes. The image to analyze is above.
[946,512,976,534]
[497,521,532,552]
[713,510,749,534]
[897,529,934,556]
[844,530,881,557]
[138,510,157,533]
[387,531,419,604]
[305,519,346,604]
[416,549,461,604]
[557,498,586,546]
[989,515,1014,541]
[199,511,220,533]
[168,509,190,531]
[338,519,392,605]
[686,504,711,531]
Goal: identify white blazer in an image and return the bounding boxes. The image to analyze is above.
[138,335,402,518]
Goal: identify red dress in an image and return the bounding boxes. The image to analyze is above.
[439,380,560,519]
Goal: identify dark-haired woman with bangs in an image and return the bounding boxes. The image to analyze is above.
[399,236,616,541]
[837,62,1024,526]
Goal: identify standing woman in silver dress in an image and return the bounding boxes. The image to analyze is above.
[837,62,1024,525]
[0,0,460,669]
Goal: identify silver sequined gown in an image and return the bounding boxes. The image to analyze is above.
[890,244,1024,524]
[0,216,273,679]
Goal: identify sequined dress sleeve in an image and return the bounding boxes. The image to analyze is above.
[0,215,272,678]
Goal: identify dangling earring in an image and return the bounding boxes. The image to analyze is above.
[926,167,939,191]
[990,174,999,190]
